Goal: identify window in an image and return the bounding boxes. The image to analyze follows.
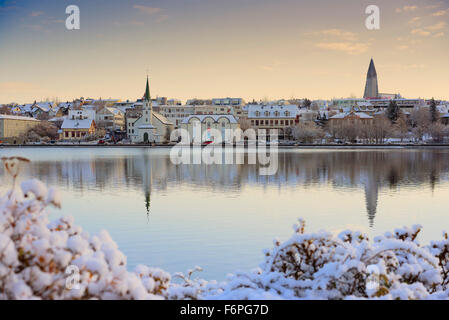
[255,120,259,126]
[255,111,260,117]
[65,131,69,138]
[285,111,290,117]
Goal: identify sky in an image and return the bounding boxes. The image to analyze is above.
[0,0,448,104]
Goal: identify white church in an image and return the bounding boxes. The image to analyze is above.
[128,77,174,144]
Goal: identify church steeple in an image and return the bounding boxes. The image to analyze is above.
[144,76,151,102]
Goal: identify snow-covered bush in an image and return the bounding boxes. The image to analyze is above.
[212,220,449,300]
[1,156,449,300]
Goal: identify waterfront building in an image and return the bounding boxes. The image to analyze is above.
[60,119,96,140]
[247,104,299,139]
[127,77,174,143]
[180,114,239,144]
[0,115,40,144]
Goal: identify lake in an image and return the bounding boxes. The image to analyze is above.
[1,147,449,280]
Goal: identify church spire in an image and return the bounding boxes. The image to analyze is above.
[367,58,377,78]
[364,58,379,99]
[144,76,151,102]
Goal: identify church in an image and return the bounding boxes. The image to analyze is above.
[128,77,174,144]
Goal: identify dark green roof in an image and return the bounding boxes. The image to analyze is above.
[144,76,151,101]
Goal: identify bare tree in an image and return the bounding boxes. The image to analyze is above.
[293,121,325,144]
[0,105,12,115]
[23,121,59,142]
[410,108,430,142]
[429,122,448,143]
[393,115,409,142]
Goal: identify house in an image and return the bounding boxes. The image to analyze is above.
[68,108,96,121]
[0,115,40,144]
[60,119,96,140]
[329,110,374,125]
[181,114,240,144]
[127,77,174,144]
[96,107,125,132]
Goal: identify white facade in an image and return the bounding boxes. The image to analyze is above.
[181,115,240,144]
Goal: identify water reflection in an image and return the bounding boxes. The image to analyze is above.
[2,148,449,228]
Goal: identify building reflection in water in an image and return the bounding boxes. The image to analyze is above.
[5,149,449,228]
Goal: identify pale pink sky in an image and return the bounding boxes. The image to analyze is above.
[0,0,448,104]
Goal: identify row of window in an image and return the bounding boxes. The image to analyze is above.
[251,119,295,126]
[254,111,291,117]
[64,131,88,138]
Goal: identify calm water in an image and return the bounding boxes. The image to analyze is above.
[1,147,449,280]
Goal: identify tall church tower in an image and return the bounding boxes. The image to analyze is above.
[143,76,153,126]
[363,58,379,99]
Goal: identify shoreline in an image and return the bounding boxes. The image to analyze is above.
[2,143,449,149]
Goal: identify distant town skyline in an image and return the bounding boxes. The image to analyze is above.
[1,0,448,104]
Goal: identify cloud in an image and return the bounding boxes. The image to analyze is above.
[396,45,409,50]
[432,32,445,38]
[133,5,162,15]
[408,16,422,25]
[132,4,167,22]
[315,42,370,55]
[425,21,446,31]
[30,11,44,17]
[396,5,418,13]
[411,28,431,36]
[304,29,358,41]
[410,22,447,37]
[433,8,449,16]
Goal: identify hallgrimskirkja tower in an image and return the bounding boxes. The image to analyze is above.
[363,58,379,99]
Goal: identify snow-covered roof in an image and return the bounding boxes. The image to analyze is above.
[61,119,94,129]
[330,111,373,119]
[247,105,299,119]
[181,114,238,124]
[0,115,39,121]
[153,112,173,125]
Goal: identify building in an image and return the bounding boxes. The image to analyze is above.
[247,105,299,139]
[0,115,40,144]
[364,58,379,99]
[181,114,239,144]
[331,98,367,109]
[60,119,96,140]
[158,105,195,128]
[329,110,373,125]
[212,98,246,118]
[68,108,96,121]
[369,99,425,112]
[96,107,125,132]
[127,77,174,143]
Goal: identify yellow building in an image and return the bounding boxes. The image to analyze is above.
[60,119,96,140]
[0,115,40,144]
